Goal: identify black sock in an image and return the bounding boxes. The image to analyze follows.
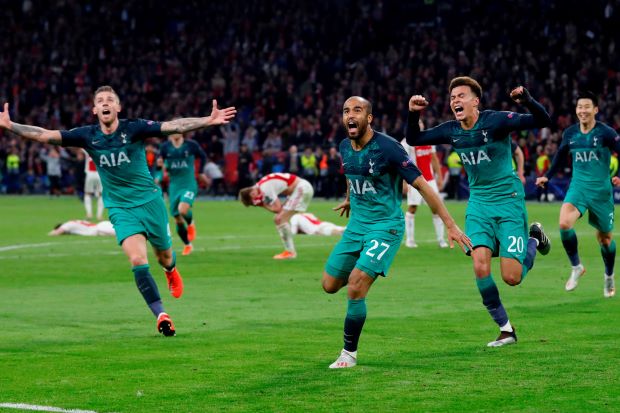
[132,265,163,316]
[343,299,366,353]
[601,240,616,275]
[176,223,189,245]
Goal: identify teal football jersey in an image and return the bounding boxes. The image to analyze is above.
[547,121,620,189]
[61,119,165,208]
[406,103,550,204]
[159,139,206,190]
[340,131,421,232]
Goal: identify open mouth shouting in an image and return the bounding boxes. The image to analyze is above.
[347,120,359,135]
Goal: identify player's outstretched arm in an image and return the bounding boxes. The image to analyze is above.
[405,95,451,146]
[412,176,472,252]
[508,86,551,127]
[161,100,237,134]
[0,103,62,144]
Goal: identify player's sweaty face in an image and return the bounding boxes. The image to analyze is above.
[93,92,121,123]
[576,99,597,124]
[450,86,478,122]
[342,99,370,139]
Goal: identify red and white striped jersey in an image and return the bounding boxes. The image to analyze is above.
[84,151,98,174]
[401,140,435,181]
[256,173,298,205]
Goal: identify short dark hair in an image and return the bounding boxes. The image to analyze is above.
[344,96,373,115]
[239,187,254,207]
[94,85,120,103]
[576,91,598,107]
[449,76,482,98]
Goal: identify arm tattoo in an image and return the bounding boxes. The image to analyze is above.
[164,117,207,134]
[11,122,47,139]
[11,122,60,144]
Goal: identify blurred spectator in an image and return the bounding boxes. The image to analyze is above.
[237,143,255,193]
[445,149,463,200]
[535,144,552,202]
[5,147,21,193]
[325,146,343,199]
[204,157,225,196]
[0,0,618,198]
[300,146,318,186]
[42,147,62,196]
[284,145,301,175]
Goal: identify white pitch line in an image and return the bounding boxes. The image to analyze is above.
[0,402,117,413]
[0,242,56,252]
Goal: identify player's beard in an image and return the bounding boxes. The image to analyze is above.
[347,122,368,141]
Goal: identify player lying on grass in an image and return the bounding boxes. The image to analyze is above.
[289,212,345,236]
[49,220,115,236]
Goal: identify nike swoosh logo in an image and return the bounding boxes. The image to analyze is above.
[453,138,461,142]
[93,140,101,144]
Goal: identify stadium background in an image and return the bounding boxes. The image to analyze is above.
[1,2,620,413]
[0,0,619,200]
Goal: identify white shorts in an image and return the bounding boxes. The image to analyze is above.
[283,179,314,212]
[85,172,102,196]
[407,179,439,206]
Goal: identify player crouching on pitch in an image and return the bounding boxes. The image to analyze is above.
[239,172,314,259]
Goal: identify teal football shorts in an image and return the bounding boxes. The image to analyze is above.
[564,185,614,233]
[465,198,528,262]
[169,184,197,217]
[325,227,403,279]
[109,196,172,250]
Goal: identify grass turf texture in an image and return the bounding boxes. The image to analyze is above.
[0,196,618,413]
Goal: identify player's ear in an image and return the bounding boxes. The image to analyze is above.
[92,106,97,115]
[367,113,373,124]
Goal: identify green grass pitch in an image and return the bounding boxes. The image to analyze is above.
[0,196,618,412]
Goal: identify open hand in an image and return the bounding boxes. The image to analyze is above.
[210,99,237,126]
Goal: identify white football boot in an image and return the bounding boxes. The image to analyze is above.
[329,349,357,369]
[565,264,585,291]
[604,274,616,298]
[487,328,517,347]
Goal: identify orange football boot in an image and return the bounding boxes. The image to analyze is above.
[165,267,184,298]
[187,223,196,242]
[273,250,297,260]
[157,312,176,336]
[182,244,193,256]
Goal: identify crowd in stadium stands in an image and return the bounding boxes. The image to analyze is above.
[0,0,619,199]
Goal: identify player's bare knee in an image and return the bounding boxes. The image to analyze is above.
[503,272,522,286]
[128,255,147,267]
[473,261,490,277]
[559,220,572,231]
[322,272,341,293]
